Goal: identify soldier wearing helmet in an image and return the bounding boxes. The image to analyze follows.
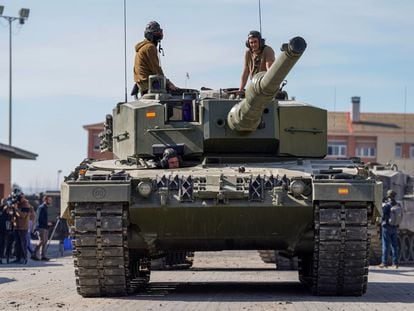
[133,21,176,95]
[159,148,181,169]
[238,30,275,92]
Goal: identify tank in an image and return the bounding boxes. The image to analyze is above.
[366,163,414,264]
[61,36,382,297]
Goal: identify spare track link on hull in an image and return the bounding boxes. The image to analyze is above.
[302,202,369,296]
[72,202,150,297]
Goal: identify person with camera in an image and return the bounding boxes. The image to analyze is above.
[0,198,18,264]
[14,198,35,264]
[32,195,52,261]
[238,30,275,92]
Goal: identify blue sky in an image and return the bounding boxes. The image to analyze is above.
[0,0,413,191]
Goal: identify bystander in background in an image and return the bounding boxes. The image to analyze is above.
[32,195,52,261]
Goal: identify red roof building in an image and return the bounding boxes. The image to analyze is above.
[83,123,113,160]
[327,97,414,174]
[0,143,37,198]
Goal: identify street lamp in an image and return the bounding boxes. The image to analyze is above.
[0,6,30,145]
[57,170,62,190]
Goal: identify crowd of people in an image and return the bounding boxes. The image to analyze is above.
[0,191,58,264]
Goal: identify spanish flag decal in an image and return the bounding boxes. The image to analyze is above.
[146,111,156,118]
[338,188,349,195]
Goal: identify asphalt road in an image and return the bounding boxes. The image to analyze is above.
[0,244,413,311]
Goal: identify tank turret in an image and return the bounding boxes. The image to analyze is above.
[103,36,326,160]
[227,36,307,131]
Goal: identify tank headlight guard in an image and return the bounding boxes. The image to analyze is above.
[290,179,305,196]
[137,181,152,198]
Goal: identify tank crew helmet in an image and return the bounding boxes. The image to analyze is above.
[144,21,163,43]
[245,30,265,50]
[160,148,178,168]
[386,189,397,198]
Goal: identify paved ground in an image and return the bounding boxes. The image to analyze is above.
[0,243,413,311]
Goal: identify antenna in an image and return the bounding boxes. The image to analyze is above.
[185,72,190,88]
[258,0,262,33]
[123,0,127,103]
[333,85,337,129]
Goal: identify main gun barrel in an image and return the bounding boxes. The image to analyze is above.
[227,36,307,132]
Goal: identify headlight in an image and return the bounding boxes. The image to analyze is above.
[137,181,152,198]
[290,179,305,196]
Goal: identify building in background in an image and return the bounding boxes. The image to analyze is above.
[83,96,414,175]
[327,96,414,174]
[83,123,113,160]
[0,143,37,198]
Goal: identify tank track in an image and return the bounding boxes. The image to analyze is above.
[368,224,382,265]
[257,250,276,263]
[151,252,195,270]
[258,250,298,270]
[275,252,298,270]
[72,202,150,297]
[397,231,414,264]
[299,202,369,296]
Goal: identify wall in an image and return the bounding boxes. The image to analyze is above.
[0,155,11,198]
[87,128,113,160]
[376,134,414,174]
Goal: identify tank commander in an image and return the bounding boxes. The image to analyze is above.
[238,30,275,92]
[159,148,180,169]
[133,21,177,96]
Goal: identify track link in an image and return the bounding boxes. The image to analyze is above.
[305,202,369,296]
[72,202,149,297]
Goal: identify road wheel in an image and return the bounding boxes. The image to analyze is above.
[401,234,411,263]
[398,235,403,263]
[410,235,414,262]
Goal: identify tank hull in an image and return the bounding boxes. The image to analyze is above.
[62,159,378,297]
[128,204,314,252]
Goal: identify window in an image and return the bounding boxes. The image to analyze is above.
[327,142,347,157]
[410,145,414,158]
[355,147,376,158]
[395,144,402,158]
[93,134,100,151]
